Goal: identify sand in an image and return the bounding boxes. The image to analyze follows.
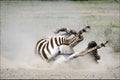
[0,1,119,79]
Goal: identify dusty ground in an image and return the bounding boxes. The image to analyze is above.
[0,1,120,79]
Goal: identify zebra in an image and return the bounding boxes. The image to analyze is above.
[35,26,108,63]
[53,26,108,63]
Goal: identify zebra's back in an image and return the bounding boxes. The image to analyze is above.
[35,36,65,61]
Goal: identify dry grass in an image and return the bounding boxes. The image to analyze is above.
[104,24,120,53]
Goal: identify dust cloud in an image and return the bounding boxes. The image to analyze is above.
[0,1,119,79]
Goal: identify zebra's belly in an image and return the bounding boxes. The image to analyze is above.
[52,53,72,64]
[59,45,74,55]
[47,46,73,62]
[42,46,60,62]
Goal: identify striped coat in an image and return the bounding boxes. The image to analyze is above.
[35,36,66,62]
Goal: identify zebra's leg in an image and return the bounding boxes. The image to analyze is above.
[92,49,101,63]
[54,28,77,36]
[51,41,105,64]
[54,28,67,34]
[69,26,91,48]
[67,52,80,61]
[52,52,80,65]
[67,41,108,60]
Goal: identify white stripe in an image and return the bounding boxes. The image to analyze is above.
[53,37,58,47]
[44,44,51,58]
[57,36,60,45]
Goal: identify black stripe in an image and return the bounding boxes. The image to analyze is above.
[50,38,54,48]
[62,37,64,44]
[38,40,46,55]
[35,39,44,54]
[82,29,86,32]
[59,37,61,45]
[55,37,59,46]
[46,42,51,54]
[42,44,48,60]
[36,39,44,49]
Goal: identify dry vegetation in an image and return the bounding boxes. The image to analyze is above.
[104,24,120,53]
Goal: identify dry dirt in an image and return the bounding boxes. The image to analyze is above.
[0,1,120,79]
